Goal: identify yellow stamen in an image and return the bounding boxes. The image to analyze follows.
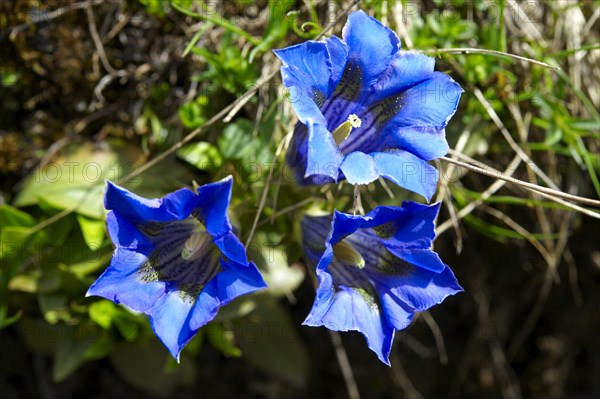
[333,239,365,269]
[332,114,362,145]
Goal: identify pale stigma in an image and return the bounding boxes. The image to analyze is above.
[181,226,212,261]
[333,239,365,269]
[332,114,362,145]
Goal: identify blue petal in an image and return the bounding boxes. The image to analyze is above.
[301,214,332,266]
[370,51,436,102]
[375,265,462,312]
[377,287,415,331]
[305,121,343,183]
[213,231,247,265]
[364,201,440,244]
[381,125,450,161]
[285,123,310,185]
[104,181,197,223]
[86,249,166,313]
[391,72,463,127]
[342,10,401,88]
[360,205,403,226]
[324,35,349,93]
[189,280,221,331]
[274,41,332,96]
[196,176,234,238]
[339,151,379,185]
[329,210,366,245]
[105,211,153,249]
[274,42,331,125]
[303,246,336,323]
[384,246,446,273]
[215,259,267,305]
[372,151,439,201]
[148,288,196,361]
[305,285,394,365]
[380,73,463,160]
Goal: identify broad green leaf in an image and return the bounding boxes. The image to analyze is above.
[88,300,117,329]
[53,322,101,382]
[14,143,117,219]
[0,70,20,87]
[1,226,48,260]
[8,272,40,293]
[67,250,112,278]
[83,330,113,360]
[38,267,62,294]
[236,300,308,387]
[213,296,257,322]
[206,323,242,358]
[113,311,140,342]
[109,340,196,398]
[177,142,223,172]
[218,118,254,160]
[57,263,95,297]
[19,317,64,355]
[178,100,206,128]
[38,293,68,324]
[76,214,106,250]
[0,204,35,229]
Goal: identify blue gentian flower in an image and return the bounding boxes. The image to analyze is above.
[275,10,463,201]
[87,176,267,360]
[301,202,462,365]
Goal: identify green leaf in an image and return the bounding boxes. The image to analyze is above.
[176,142,223,172]
[76,214,106,250]
[38,267,63,294]
[248,1,293,61]
[83,330,113,360]
[543,126,563,147]
[0,304,22,329]
[88,300,117,329]
[205,323,242,358]
[213,296,257,322]
[218,118,254,160]
[8,272,40,293]
[0,204,35,229]
[67,249,112,278]
[567,119,600,132]
[53,322,101,382]
[236,300,309,386]
[113,311,140,342]
[0,70,21,87]
[178,100,206,128]
[19,317,61,355]
[14,143,117,219]
[109,340,196,398]
[1,226,47,258]
[38,293,68,324]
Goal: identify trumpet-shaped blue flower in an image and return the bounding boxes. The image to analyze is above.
[275,10,463,201]
[301,202,462,364]
[87,176,266,360]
